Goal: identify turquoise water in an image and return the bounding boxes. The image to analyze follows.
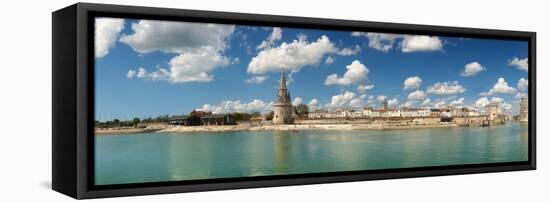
[95,122,528,185]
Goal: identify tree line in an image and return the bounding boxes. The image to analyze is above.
[95,104,310,128]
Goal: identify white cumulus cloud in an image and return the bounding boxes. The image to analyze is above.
[401,100,419,108]
[245,76,269,84]
[197,99,273,114]
[308,98,319,110]
[433,100,447,108]
[325,91,368,110]
[247,35,337,74]
[126,70,136,78]
[167,48,230,83]
[427,81,466,95]
[401,35,443,52]
[491,97,513,114]
[292,97,304,106]
[126,67,169,81]
[450,97,465,106]
[461,62,486,76]
[325,56,335,64]
[248,33,361,75]
[257,27,282,50]
[473,97,512,114]
[357,32,402,52]
[508,57,528,71]
[474,97,490,109]
[337,45,361,56]
[407,90,427,100]
[471,96,512,114]
[403,76,422,90]
[326,91,356,110]
[351,32,443,53]
[515,92,526,100]
[325,60,369,86]
[387,98,399,108]
[421,98,432,106]
[500,102,513,114]
[490,97,504,104]
[376,95,387,102]
[517,78,528,92]
[120,20,234,53]
[357,84,374,93]
[120,20,235,83]
[95,18,125,58]
[480,78,517,96]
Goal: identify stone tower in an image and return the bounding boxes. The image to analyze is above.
[272,70,294,124]
[383,98,388,110]
[520,96,528,122]
[487,102,498,121]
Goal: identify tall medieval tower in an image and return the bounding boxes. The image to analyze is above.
[487,102,499,121]
[520,96,528,122]
[272,71,294,124]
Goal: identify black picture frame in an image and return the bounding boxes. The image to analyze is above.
[52,3,536,199]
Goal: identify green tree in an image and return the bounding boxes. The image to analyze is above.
[295,104,309,116]
[132,117,141,125]
[142,117,152,123]
[112,119,120,127]
[154,115,170,122]
[232,112,252,121]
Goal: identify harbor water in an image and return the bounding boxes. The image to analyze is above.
[95,122,528,185]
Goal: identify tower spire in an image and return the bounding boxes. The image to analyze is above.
[279,68,287,90]
[272,67,294,125]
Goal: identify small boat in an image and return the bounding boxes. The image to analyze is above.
[291,129,300,133]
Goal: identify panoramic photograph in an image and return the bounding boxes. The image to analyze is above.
[94,17,529,186]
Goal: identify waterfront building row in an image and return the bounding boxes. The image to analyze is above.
[307,107,480,119]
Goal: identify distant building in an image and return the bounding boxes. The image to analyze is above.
[272,70,294,124]
[308,109,329,119]
[305,96,483,120]
[449,107,480,117]
[440,108,452,117]
[201,114,236,126]
[382,109,401,117]
[169,115,201,126]
[351,110,363,118]
[190,109,212,117]
[430,109,442,117]
[520,96,529,122]
[401,107,431,117]
[306,105,484,120]
[361,108,377,117]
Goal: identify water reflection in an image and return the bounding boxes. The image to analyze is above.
[273,131,290,174]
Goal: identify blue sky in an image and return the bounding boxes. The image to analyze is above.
[94,17,529,121]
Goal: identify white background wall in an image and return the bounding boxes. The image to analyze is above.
[0,0,547,201]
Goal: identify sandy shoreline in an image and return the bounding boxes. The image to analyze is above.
[95,128,162,135]
[159,123,457,133]
[95,123,460,135]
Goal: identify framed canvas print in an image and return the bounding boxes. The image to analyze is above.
[52,3,536,199]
